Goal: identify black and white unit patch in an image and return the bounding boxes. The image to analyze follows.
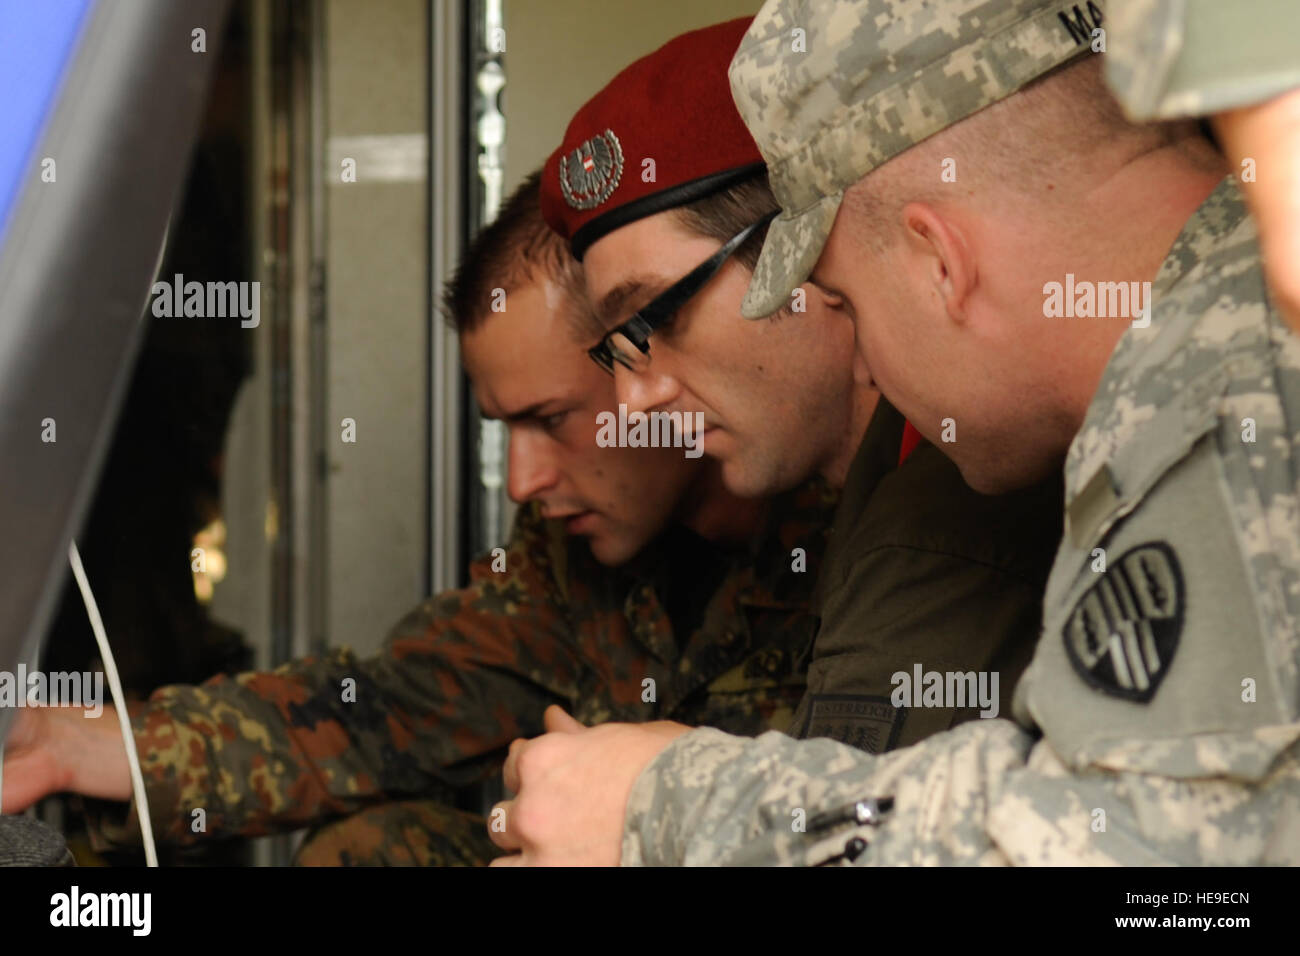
[559,128,624,210]
[1064,541,1184,703]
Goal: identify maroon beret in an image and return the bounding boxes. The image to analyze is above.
[541,17,764,260]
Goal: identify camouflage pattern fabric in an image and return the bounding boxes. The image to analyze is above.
[1104,0,1300,120]
[89,480,835,853]
[622,179,1300,866]
[728,0,1100,318]
[293,801,495,867]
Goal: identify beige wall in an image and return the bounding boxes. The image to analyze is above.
[305,0,759,653]
[504,0,760,192]
[324,0,428,653]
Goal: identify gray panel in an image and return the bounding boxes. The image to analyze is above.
[430,0,466,594]
[0,0,231,741]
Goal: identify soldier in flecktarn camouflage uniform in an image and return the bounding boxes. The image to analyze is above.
[1,171,835,865]
[66,171,836,866]
[85,484,831,865]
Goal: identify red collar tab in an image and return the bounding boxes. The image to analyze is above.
[899,422,924,467]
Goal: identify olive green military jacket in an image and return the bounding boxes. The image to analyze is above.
[94,482,834,846]
[623,178,1300,867]
[789,398,1063,751]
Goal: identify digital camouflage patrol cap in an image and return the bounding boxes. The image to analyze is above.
[731,0,1106,318]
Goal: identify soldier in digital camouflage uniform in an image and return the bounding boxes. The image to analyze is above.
[1103,0,1300,121]
[4,172,836,865]
[1106,0,1300,335]
[615,0,1300,866]
[492,0,1300,866]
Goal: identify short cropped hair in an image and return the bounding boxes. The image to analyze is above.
[843,56,1206,251]
[441,170,585,333]
[671,171,780,272]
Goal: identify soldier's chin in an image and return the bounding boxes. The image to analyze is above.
[955,458,1004,495]
[587,527,641,567]
[721,451,781,500]
[959,448,1061,496]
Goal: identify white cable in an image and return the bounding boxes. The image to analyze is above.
[68,541,158,867]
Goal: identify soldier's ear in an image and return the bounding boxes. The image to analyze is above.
[899,201,976,326]
[798,281,845,313]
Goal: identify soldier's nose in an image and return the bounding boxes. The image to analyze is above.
[506,430,559,503]
[614,362,679,416]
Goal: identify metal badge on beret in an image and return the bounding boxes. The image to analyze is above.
[559,129,624,210]
[1063,541,1184,703]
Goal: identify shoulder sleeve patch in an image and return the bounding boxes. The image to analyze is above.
[1063,541,1185,703]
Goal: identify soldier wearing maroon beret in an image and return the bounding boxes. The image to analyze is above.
[490,17,1066,864]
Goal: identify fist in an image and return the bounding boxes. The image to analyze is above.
[488,706,690,866]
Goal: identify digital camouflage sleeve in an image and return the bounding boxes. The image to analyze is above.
[93,482,834,847]
[622,180,1300,867]
[1104,0,1300,120]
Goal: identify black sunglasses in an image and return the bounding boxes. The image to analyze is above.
[588,210,778,374]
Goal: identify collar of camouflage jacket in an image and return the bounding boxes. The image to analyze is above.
[1064,175,1253,533]
[740,476,839,610]
[618,478,836,663]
